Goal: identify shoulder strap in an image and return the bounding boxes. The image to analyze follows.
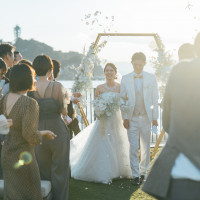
[43,82,51,98]
[50,82,55,97]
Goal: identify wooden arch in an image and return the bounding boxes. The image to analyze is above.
[93,33,163,51]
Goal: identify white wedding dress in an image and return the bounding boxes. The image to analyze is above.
[70,91,132,184]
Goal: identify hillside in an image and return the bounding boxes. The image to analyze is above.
[14,38,104,80]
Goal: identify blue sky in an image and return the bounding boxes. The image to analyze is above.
[1,0,200,62]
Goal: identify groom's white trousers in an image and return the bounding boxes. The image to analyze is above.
[127,114,151,178]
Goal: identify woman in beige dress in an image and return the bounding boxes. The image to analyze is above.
[0,64,55,200]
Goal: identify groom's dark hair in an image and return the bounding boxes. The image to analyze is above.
[131,52,146,62]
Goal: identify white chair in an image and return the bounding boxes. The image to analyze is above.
[0,180,52,200]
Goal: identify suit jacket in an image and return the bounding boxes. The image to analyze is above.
[67,101,74,118]
[120,71,159,122]
[142,59,200,198]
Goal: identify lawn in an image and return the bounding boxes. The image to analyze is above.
[69,178,155,200]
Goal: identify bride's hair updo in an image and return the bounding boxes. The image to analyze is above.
[104,63,117,74]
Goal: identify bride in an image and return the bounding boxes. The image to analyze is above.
[70,63,132,184]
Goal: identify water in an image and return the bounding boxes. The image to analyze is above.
[59,67,155,89]
[59,80,105,89]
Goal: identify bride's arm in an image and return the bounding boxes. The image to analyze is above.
[95,86,100,98]
[116,82,121,93]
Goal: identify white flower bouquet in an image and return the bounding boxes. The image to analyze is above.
[93,93,129,119]
[0,115,9,135]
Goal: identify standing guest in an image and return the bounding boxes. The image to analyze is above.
[178,43,195,61]
[18,59,33,68]
[0,58,7,98]
[142,33,200,199]
[13,51,23,65]
[0,58,7,179]
[52,59,61,81]
[0,43,15,95]
[29,55,70,200]
[120,52,159,185]
[0,43,14,71]
[0,43,15,179]
[52,59,81,139]
[0,43,15,82]
[0,64,55,200]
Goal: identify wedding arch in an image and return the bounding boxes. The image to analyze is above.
[76,33,164,128]
[92,33,166,157]
[92,33,171,98]
[93,33,163,51]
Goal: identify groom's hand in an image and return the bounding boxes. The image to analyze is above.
[123,119,130,129]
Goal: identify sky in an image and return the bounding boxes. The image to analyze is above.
[1,0,200,66]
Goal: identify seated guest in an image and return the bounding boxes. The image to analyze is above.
[52,59,81,139]
[0,64,55,199]
[29,55,70,200]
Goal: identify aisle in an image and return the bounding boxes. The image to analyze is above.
[69,149,162,200]
[69,178,155,200]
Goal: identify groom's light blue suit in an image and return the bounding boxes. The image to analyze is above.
[120,71,158,122]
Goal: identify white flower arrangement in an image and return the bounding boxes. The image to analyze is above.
[150,34,175,98]
[71,10,115,121]
[71,41,107,111]
[93,93,129,119]
[72,10,114,95]
[71,44,94,94]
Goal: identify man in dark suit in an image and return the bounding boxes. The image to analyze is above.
[142,33,200,199]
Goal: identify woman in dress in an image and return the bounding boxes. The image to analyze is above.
[70,63,132,184]
[0,64,55,200]
[29,55,70,200]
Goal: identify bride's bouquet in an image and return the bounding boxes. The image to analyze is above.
[93,93,129,119]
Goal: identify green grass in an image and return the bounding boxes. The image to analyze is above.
[69,148,161,200]
[69,178,155,200]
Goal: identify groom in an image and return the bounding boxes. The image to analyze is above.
[120,52,159,185]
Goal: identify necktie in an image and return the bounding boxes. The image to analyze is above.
[134,75,143,79]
